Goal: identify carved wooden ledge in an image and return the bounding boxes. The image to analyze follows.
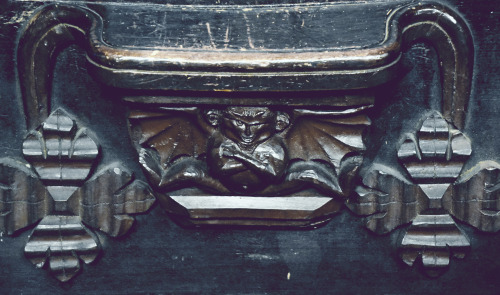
[5,0,487,281]
[19,1,473,129]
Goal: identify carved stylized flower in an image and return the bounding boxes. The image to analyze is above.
[347,111,491,277]
[0,109,155,282]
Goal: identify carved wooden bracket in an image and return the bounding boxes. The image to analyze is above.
[130,105,369,226]
[8,0,486,281]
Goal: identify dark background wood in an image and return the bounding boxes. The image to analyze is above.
[1,0,499,293]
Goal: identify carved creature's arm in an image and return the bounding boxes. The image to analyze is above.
[229,150,276,177]
[225,140,287,179]
[209,136,247,175]
[220,158,247,174]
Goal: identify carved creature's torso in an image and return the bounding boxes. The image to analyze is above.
[208,133,287,194]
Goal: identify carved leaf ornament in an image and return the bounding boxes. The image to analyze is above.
[0,109,155,282]
[349,112,500,277]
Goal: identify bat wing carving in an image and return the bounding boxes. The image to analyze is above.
[129,105,370,195]
[130,108,213,167]
[129,108,214,186]
[284,106,371,172]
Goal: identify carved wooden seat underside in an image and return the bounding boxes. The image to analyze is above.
[19,1,472,127]
[6,0,498,282]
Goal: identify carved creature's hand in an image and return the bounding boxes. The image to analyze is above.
[256,153,270,162]
[221,142,241,158]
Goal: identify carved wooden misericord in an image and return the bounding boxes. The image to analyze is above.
[2,0,497,283]
[130,105,369,226]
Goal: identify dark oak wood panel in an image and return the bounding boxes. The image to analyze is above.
[0,0,499,293]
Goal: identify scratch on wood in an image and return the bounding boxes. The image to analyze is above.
[205,22,216,49]
[224,25,230,49]
[242,13,255,49]
[4,10,35,25]
[0,183,13,190]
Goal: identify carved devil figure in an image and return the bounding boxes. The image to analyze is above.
[206,107,289,193]
[131,105,370,197]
